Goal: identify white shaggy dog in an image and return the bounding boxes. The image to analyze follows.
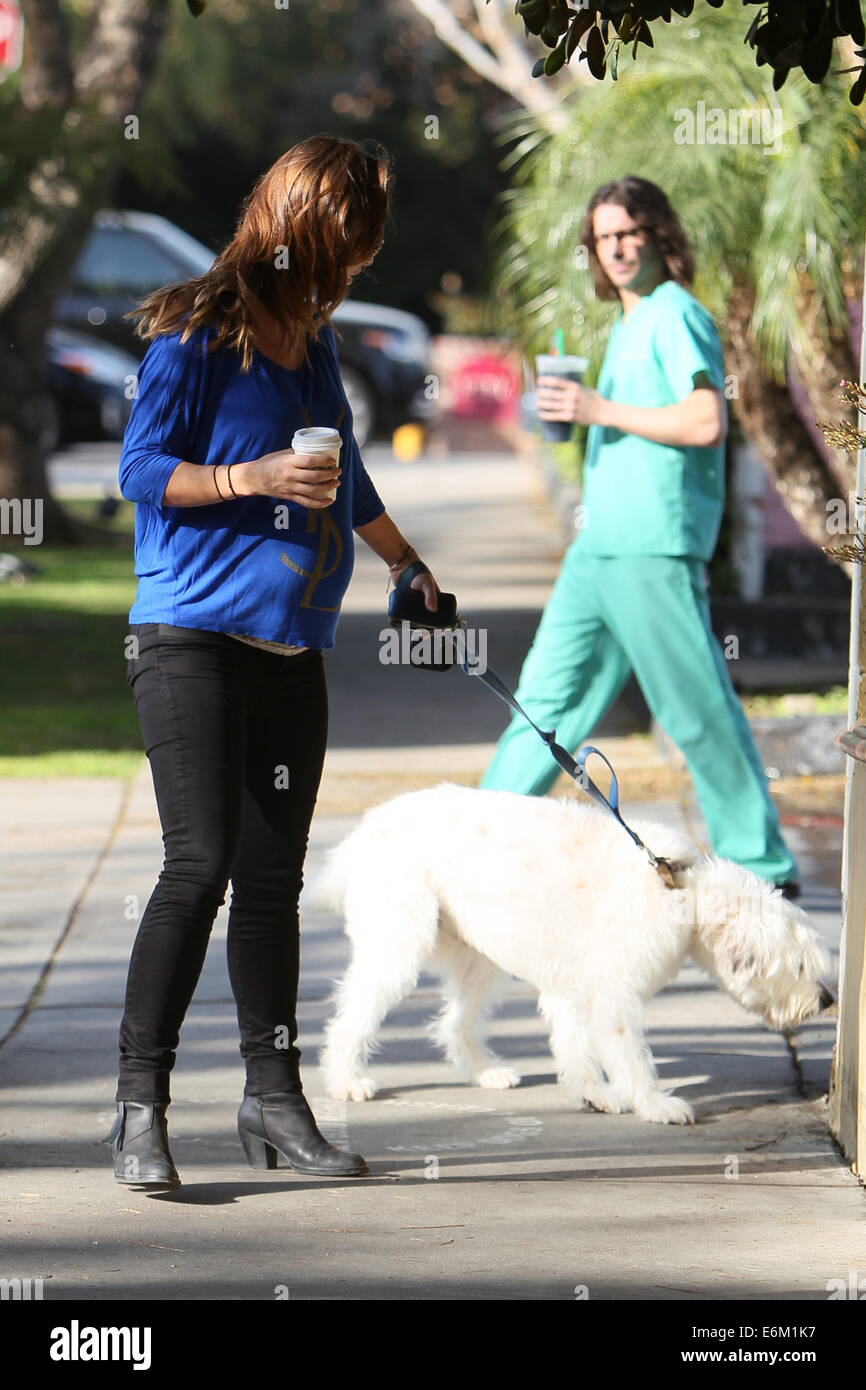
[318,784,834,1124]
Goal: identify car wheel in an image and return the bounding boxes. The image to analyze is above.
[339,366,375,446]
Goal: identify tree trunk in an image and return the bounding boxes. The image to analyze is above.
[791,275,861,495]
[723,276,844,554]
[0,0,171,546]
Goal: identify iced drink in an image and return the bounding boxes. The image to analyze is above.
[534,354,589,443]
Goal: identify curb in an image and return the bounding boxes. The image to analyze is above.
[652,713,847,778]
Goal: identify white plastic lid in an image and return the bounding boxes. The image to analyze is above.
[292,426,341,452]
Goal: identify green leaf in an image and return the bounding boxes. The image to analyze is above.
[544,42,567,76]
[586,24,606,80]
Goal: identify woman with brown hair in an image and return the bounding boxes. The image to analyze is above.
[105,134,440,1187]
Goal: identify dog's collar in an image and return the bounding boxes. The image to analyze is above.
[652,858,691,890]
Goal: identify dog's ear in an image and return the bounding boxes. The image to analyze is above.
[711,915,776,986]
[793,930,833,986]
[725,945,777,983]
[730,953,756,977]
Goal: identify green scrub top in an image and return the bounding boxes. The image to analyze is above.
[576,278,726,562]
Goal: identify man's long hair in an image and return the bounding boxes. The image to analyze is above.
[580,177,695,302]
[126,134,394,370]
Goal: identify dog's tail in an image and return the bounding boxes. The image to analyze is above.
[312,833,357,915]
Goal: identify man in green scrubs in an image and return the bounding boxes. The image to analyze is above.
[480,177,798,892]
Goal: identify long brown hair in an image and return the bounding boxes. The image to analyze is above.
[126,134,394,370]
[580,177,695,302]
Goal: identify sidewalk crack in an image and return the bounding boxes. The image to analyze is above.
[0,775,135,1050]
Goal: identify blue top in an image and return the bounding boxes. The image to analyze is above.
[118,321,385,649]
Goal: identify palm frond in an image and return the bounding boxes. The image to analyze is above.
[492,8,866,382]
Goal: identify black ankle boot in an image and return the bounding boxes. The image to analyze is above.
[102,1102,181,1187]
[238,1092,369,1177]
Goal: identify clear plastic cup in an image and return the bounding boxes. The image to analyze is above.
[534,354,589,443]
[291,426,342,502]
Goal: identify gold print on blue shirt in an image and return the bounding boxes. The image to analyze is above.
[278,406,347,612]
[279,510,343,612]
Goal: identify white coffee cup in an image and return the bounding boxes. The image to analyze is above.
[291,426,342,502]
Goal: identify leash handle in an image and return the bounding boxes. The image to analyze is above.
[576,746,682,885]
[575,745,620,816]
[389,562,459,631]
[576,745,648,859]
[463,654,683,888]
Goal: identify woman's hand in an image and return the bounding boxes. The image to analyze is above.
[235,449,341,508]
[536,376,609,428]
[353,513,443,614]
[391,556,441,613]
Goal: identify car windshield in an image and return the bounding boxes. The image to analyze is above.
[134,219,216,276]
[73,229,185,294]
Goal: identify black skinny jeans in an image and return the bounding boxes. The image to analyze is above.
[118,623,328,1104]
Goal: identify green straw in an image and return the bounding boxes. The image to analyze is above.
[553,329,565,355]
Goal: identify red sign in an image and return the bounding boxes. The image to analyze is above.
[451,353,520,422]
[0,0,23,75]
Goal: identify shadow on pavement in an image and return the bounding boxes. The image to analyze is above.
[326,607,649,748]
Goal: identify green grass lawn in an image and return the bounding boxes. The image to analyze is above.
[0,498,143,778]
[740,689,849,717]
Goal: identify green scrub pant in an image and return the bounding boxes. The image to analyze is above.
[479,544,797,883]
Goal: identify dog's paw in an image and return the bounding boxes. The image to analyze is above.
[327,1077,378,1102]
[636,1092,695,1125]
[583,1082,627,1115]
[475,1066,521,1090]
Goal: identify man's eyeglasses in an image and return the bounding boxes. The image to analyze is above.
[593,227,651,249]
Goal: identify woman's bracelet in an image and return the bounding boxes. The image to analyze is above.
[388,543,417,572]
[385,543,419,593]
[213,463,241,502]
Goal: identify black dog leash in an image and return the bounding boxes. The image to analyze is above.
[388,563,685,890]
[460,651,684,890]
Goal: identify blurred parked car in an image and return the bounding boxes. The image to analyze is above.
[45,326,139,451]
[53,210,434,446]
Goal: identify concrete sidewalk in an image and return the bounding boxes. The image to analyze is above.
[1,446,863,1301]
